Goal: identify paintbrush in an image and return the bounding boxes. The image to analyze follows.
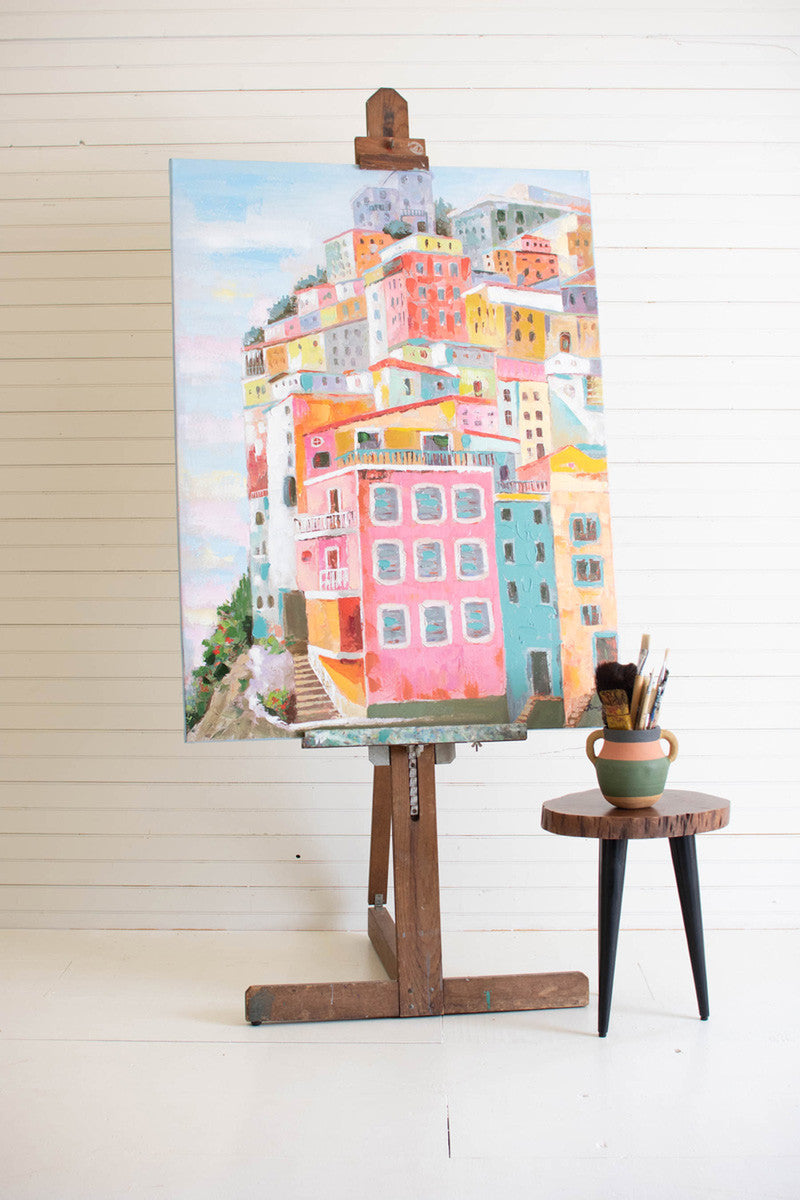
[636,633,651,674]
[629,672,649,727]
[649,668,669,728]
[597,688,633,730]
[636,672,656,729]
[595,661,637,705]
[648,650,670,727]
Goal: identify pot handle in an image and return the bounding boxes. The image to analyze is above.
[586,729,604,765]
[661,729,679,762]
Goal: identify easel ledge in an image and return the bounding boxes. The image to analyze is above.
[245,90,589,1026]
[301,722,527,749]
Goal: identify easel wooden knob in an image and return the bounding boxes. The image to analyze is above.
[354,87,429,171]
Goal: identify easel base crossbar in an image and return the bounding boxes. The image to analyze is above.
[246,971,589,1025]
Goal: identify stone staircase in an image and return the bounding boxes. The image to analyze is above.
[292,654,339,723]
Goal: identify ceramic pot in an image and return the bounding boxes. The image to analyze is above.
[585,726,679,809]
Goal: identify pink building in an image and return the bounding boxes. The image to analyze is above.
[296,458,507,719]
[358,464,506,713]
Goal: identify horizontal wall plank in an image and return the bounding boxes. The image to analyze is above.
[5,88,800,126]
[5,63,800,96]
[2,9,800,36]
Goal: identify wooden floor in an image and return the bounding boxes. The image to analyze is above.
[0,928,797,1199]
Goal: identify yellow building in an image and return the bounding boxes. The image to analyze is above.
[506,303,547,360]
[287,333,326,372]
[548,445,618,724]
[517,380,552,465]
[464,287,505,350]
[266,342,289,380]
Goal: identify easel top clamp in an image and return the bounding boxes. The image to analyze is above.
[245,92,589,1025]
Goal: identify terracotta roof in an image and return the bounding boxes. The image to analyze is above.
[370,357,457,378]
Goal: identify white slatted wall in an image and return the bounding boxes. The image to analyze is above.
[1,0,798,931]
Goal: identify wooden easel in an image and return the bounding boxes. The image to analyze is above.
[247,733,588,1023]
[245,92,589,1026]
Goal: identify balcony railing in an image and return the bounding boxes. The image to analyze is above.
[294,510,357,537]
[337,448,496,469]
[498,477,549,494]
[319,567,350,590]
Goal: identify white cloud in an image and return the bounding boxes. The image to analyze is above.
[177,410,245,447]
[182,468,245,502]
[174,193,316,255]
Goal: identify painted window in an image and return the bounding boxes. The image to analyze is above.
[533,508,543,524]
[420,602,451,646]
[581,604,601,625]
[357,429,381,450]
[535,542,545,562]
[453,486,484,521]
[574,556,603,585]
[415,540,445,580]
[422,433,451,454]
[374,541,404,583]
[371,484,401,524]
[457,540,487,579]
[571,513,600,542]
[462,599,494,642]
[412,485,445,522]
[594,634,618,664]
[312,451,330,468]
[540,582,551,603]
[507,581,519,603]
[283,475,297,507]
[501,508,512,521]
[504,541,515,563]
[379,605,410,648]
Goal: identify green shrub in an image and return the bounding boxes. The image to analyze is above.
[185,573,253,731]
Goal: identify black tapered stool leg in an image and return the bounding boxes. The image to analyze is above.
[669,834,710,1020]
[598,837,628,1037]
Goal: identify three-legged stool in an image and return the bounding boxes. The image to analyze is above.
[541,789,730,1036]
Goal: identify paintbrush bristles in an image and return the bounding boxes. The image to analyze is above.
[595,661,637,704]
[598,689,633,730]
[595,662,629,698]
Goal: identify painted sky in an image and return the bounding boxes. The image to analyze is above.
[170,159,592,679]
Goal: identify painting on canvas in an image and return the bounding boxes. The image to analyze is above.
[171,160,618,740]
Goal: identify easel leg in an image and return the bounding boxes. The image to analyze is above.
[390,744,444,1017]
[366,757,398,979]
[368,762,391,906]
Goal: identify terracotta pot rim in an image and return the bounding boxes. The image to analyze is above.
[599,726,662,743]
